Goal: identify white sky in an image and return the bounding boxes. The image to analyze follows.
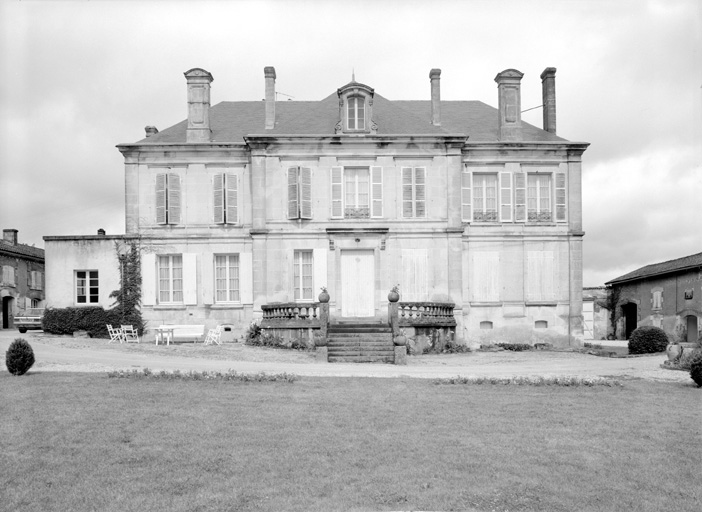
[0,0,700,287]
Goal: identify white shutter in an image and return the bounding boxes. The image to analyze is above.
[156,173,167,224]
[240,252,253,304]
[371,166,383,218]
[168,173,181,224]
[300,167,312,220]
[472,252,499,302]
[402,167,413,218]
[500,172,512,222]
[287,167,299,219]
[461,167,472,222]
[202,253,214,305]
[401,249,428,301]
[415,167,426,218]
[182,253,198,305]
[514,171,526,222]
[331,166,343,218]
[226,174,238,224]
[555,172,567,222]
[313,248,327,297]
[141,253,156,306]
[213,173,224,224]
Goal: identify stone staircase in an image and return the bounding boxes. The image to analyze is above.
[327,321,395,363]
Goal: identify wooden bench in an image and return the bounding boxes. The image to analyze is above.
[155,325,205,345]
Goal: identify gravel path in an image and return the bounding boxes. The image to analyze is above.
[0,330,693,383]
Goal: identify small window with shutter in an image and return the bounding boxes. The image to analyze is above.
[401,167,426,218]
[287,167,312,220]
[156,172,181,225]
[213,173,238,225]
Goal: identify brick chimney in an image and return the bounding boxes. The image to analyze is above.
[144,126,159,137]
[3,229,18,245]
[540,67,557,134]
[430,68,441,126]
[264,66,276,130]
[184,68,214,143]
[494,69,524,141]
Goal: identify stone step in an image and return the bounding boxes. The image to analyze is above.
[328,348,395,356]
[328,337,392,344]
[328,327,392,334]
[328,355,395,364]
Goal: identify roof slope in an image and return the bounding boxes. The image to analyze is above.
[0,241,45,261]
[134,92,568,144]
[606,252,702,285]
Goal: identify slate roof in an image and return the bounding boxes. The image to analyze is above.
[606,252,702,285]
[133,91,568,145]
[0,241,45,262]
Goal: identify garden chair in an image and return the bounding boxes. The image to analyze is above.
[107,324,125,344]
[121,325,140,343]
[204,325,223,346]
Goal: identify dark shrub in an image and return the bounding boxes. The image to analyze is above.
[42,307,141,338]
[497,343,533,352]
[689,351,702,387]
[628,325,669,354]
[6,338,35,376]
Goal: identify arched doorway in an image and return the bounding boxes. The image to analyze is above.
[2,296,13,329]
[622,302,637,339]
[687,315,699,343]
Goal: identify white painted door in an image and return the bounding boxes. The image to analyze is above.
[340,250,375,317]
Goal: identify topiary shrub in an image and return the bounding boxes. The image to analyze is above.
[628,325,669,354]
[6,338,35,376]
[689,351,702,387]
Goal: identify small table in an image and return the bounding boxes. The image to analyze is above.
[155,326,175,346]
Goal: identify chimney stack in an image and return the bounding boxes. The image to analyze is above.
[144,126,159,137]
[184,68,214,143]
[540,67,557,134]
[97,228,106,236]
[3,229,18,245]
[264,66,276,130]
[494,69,524,141]
[429,68,441,126]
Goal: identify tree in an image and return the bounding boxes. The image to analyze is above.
[596,285,621,338]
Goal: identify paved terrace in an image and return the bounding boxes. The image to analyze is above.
[0,330,692,383]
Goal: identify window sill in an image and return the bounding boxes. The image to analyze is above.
[152,304,187,310]
[470,302,502,307]
[525,301,558,307]
[209,304,244,310]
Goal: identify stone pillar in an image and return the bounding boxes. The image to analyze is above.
[184,68,213,143]
[569,237,584,346]
[540,67,557,134]
[124,161,139,234]
[494,69,524,141]
[446,152,463,230]
[394,346,407,365]
[388,301,399,336]
[430,68,441,126]
[251,153,267,231]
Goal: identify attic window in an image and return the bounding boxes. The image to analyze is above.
[347,96,365,131]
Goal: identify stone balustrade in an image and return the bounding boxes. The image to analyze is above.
[260,303,321,328]
[397,302,457,327]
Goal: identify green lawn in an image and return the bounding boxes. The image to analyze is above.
[1,372,699,512]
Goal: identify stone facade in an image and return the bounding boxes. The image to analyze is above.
[606,252,702,342]
[1,229,45,329]
[44,66,588,345]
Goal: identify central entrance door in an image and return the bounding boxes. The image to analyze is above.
[340,250,375,317]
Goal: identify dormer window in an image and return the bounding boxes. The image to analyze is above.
[347,96,365,131]
[336,80,377,134]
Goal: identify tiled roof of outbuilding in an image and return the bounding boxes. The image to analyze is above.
[606,252,702,285]
[134,93,567,144]
[0,241,45,261]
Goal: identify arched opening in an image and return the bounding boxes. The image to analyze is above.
[687,315,699,343]
[2,296,13,329]
[622,302,637,339]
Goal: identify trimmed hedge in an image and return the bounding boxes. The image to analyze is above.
[42,307,143,338]
[628,325,669,355]
[689,351,702,387]
[6,338,35,376]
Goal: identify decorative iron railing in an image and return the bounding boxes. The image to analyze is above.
[473,210,498,222]
[528,211,552,222]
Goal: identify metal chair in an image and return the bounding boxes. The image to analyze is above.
[107,324,125,344]
[204,325,223,345]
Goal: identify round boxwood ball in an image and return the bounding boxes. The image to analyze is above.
[689,351,702,387]
[6,338,35,376]
[628,326,669,355]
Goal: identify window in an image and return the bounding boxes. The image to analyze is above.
[471,252,500,302]
[215,254,240,303]
[402,167,426,218]
[31,299,40,308]
[347,96,365,130]
[76,271,98,304]
[473,174,498,222]
[293,250,314,301]
[652,289,663,310]
[29,271,43,291]
[1,265,16,287]
[527,174,552,222]
[401,249,428,301]
[287,167,312,220]
[330,167,383,219]
[526,251,555,301]
[214,173,238,224]
[156,172,181,225]
[158,255,183,304]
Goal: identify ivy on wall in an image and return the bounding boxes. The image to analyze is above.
[109,241,144,334]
